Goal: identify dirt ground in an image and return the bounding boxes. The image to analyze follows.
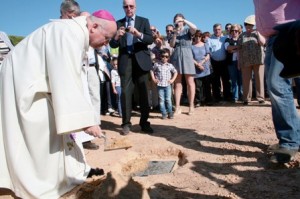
[1,100,300,199]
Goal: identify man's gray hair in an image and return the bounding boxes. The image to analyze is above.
[60,0,80,16]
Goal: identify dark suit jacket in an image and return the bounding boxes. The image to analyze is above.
[109,15,154,75]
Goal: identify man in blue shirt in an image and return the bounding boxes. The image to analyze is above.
[207,23,232,102]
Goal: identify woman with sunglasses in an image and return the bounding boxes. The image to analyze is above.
[225,24,243,103]
[170,13,197,115]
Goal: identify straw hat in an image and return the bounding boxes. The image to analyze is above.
[244,15,255,26]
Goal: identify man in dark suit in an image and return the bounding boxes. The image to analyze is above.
[109,0,154,135]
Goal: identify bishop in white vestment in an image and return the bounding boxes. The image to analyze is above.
[0,10,117,199]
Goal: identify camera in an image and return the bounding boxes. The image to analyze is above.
[125,27,130,32]
[175,24,179,28]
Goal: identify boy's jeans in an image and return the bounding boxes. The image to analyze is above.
[157,85,173,117]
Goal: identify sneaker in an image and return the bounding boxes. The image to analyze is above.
[162,115,167,120]
[108,108,115,113]
[168,113,174,119]
[269,147,298,164]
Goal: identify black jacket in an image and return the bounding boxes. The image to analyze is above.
[109,15,154,75]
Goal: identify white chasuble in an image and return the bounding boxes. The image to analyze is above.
[0,17,99,199]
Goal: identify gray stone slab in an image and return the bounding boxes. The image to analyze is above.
[134,160,176,176]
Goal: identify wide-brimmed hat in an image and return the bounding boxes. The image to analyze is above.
[244,15,255,26]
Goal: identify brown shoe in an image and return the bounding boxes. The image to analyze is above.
[82,141,99,150]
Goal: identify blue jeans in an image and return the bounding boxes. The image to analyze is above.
[157,85,173,117]
[294,77,300,106]
[228,61,243,101]
[115,86,122,116]
[265,36,300,149]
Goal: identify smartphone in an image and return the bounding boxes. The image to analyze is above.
[125,27,130,32]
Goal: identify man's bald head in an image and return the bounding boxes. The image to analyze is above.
[87,10,117,48]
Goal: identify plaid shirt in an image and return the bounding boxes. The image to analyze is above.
[152,62,177,87]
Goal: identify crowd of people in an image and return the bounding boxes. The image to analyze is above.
[105,15,300,118]
[0,0,300,198]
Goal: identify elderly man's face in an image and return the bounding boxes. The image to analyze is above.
[123,0,136,18]
[89,21,117,48]
[213,25,222,37]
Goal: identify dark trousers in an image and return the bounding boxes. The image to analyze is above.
[195,74,213,104]
[120,56,150,128]
[100,81,113,114]
[211,59,232,101]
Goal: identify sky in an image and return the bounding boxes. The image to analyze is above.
[0,0,255,37]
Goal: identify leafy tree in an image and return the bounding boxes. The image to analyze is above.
[8,35,24,46]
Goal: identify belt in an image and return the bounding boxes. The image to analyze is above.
[89,64,96,67]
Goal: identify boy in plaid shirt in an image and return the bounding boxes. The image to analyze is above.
[150,48,178,119]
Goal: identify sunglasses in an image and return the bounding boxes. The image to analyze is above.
[151,29,157,32]
[161,55,169,58]
[123,5,135,9]
[230,30,239,33]
[166,30,173,33]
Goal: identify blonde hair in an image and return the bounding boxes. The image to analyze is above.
[230,24,242,34]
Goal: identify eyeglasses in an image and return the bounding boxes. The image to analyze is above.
[161,55,169,58]
[123,5,135,9]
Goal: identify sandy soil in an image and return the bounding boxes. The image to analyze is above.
[1,100,300,199]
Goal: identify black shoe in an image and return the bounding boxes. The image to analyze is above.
[259,100,265,104]
[87,168,104,178]
[141,125,154,134]
[82,141,99,150]
[121,125,130,135]
[243,101,249,105]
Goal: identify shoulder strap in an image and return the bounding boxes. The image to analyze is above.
[94,49,99,75]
